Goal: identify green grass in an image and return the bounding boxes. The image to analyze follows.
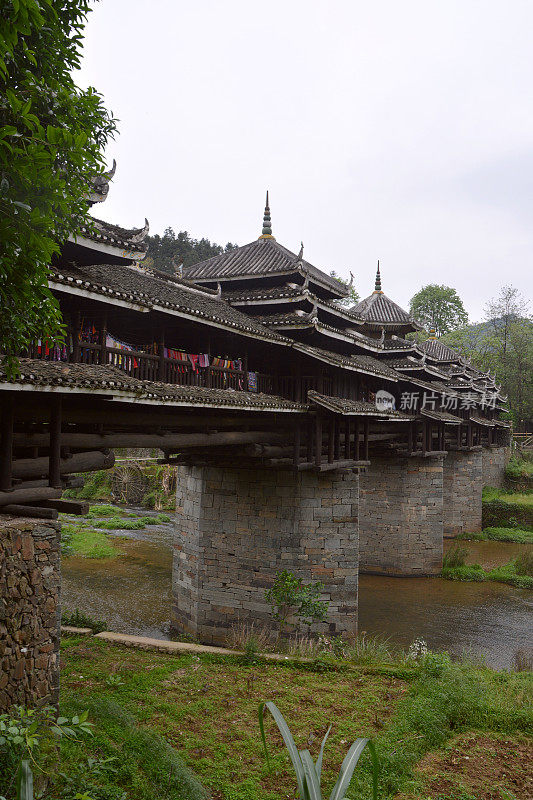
[62,523,124,559]
[482,487,533,506]
[442,556,533,590]
[56,637,533,800]
[457,527,533,544]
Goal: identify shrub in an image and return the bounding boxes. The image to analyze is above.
[265,570,328,641]
[513,548,533,577]
[62,608,107,633]
[442,545,468,568]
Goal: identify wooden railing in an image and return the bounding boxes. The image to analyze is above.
[24,342,336,402]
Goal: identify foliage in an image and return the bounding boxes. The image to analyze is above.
[0,705,93,800]
[442,545,468,568]
[59,698,209,800]
[442,559,533,589]
[60,635,533,799]
[408,284,468,335]
[514,548,533,577]
[144,227,237,274]
[0,0,116,375]
[505,456,533,481]
[442,286,533,429]
[482,489,533,530]
[456,526,533,544]
[258,700,379,800]
[265,570,328,639]
[329,270,360,306]
[63,470,113,501]
[61,608,107,633]
[61,522,123,559]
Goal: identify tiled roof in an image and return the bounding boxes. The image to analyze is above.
[308,391,413,419]
[295,343,401,380]
[224,285,305,302]
[75,217,149,255]
[382,337,417,351]
[350,292,422,329]
[470,415,495,427]
[0,360,307,412]
[184,238,346,296]
[420,338,461,362]
[50,262,290,344]
[420,409,463,425]
[254,312,316,328]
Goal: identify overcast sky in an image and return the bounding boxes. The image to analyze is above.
[78,0,532,321]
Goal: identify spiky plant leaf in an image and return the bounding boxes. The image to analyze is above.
[16,760,33,800]
[259,701,306,797]
[300,749,322,800]
[315,726,331,782]
[329,738,371,800]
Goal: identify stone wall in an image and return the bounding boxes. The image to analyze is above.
[359,455,444,576]
[443,449,483,538]
[0,517,61,711]
[482,446,510,489]
[172,466,359,645]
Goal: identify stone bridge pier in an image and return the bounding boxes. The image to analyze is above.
[442,448,483,538]
[358,455,445,576]
[171,466,359,645]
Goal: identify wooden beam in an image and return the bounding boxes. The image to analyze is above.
[328,418,335,463]
[14,430,286,451]
[42,498,89,515]
[0,486,62,508]
[12,449,115,480]
[363,418,369,461]
[293,424,301,469]
[354,418,360,461]
[0,394,14,492]
[2,504,58,520]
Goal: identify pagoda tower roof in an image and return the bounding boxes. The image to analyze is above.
[184,193,348,300]
[351,262,422,333]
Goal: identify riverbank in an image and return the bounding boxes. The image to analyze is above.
[52,635,532,800]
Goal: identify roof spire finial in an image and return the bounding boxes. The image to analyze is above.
[374,260,382,293]
[258,190,275,240]
[429,326,437,340]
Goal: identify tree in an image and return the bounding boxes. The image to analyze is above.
[265,570,328,642]
[329,270,360,307]
[442,286,533,429]
[0,0,116,375]
[409,284,468,335]
[144,227,238,273]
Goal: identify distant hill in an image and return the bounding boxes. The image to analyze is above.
[144,227,238,274]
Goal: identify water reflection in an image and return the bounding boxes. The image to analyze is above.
[60,514,532,669]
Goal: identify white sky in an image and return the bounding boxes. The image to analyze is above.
[78,0,533,321]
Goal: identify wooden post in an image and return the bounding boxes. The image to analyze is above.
[293,424,301,469]
[73,311,81,363]
[100,311,108,367]
[315,415,322,468]
[344,418,351,460]
[457,424,461,448]
[159,330,165,381]
[334,418,340,461]
[467,422,473,448]
[354,418,360,460]
[328,417,335,463]
[0,394,14,492]
[49,397,62,488]
[363,417,369,461]
[407,422,413,454]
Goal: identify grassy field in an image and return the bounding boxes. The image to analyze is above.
[51,637,533,800]
[457,527,533,544]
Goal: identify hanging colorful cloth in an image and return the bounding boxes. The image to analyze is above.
[188,354,199,372]
[198,353,210,368]
[247,372,257,392]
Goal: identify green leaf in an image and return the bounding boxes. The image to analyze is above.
[315,725,331,782]
[300,749,322,800]
[259,701,306,798]
[16,760,33,800]
[329,738,373,800]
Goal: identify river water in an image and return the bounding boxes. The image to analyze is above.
[61,512,532,670]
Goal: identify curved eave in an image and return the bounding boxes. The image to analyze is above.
[68,234,147,262]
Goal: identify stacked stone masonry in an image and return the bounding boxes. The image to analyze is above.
[359,455,444,576]
[442,449,483,538]
[0,517,61,711]
[482,446,510,490]
[172,466,359,645]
